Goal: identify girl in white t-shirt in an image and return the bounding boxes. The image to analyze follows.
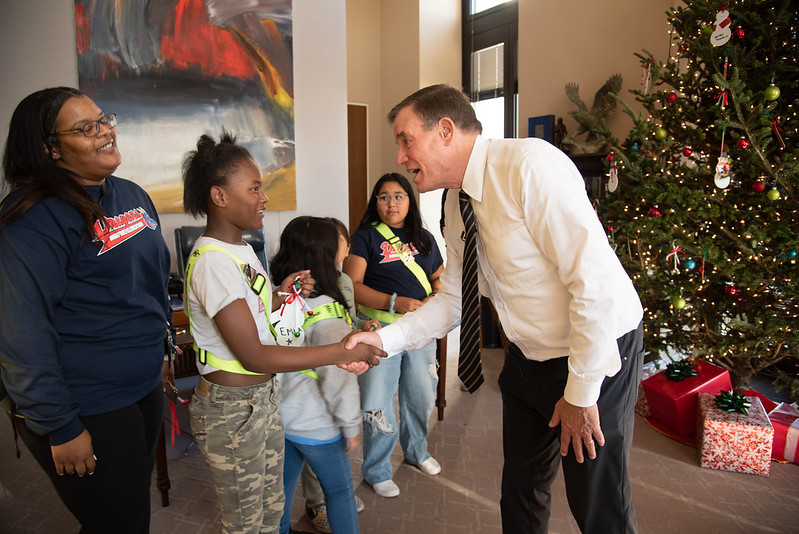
[181,131,383,534]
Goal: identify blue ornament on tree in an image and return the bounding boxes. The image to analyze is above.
[631,143,641,152]
[684,258,696,270]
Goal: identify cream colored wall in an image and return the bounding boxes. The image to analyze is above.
[379,1,421,177]
[518,0,677,140]
[419,0,462,89]
[345,0,418,193]
[344,1,676,247]
[346,0,460,244]
[346,0,382,207]
[346,0,460,191]
[347,0,676,173]
[418,0,461,251]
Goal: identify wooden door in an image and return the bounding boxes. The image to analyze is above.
[347,103,368,234]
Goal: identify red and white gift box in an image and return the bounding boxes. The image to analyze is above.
[697,392,773,477]
[768,402,799,464]
[635,382,651,417]
[642,359,732,437]
[635,362,662,417]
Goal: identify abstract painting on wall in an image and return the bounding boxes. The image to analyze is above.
[75,0,295,212]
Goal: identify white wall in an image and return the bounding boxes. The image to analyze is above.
[0,0,350,273]
[0,1,79,153]
[285,0,349,250]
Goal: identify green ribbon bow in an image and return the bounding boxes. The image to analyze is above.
[664,360,697,382]
[714,390,752,415]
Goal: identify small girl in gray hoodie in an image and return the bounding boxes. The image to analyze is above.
[271,216,363,534]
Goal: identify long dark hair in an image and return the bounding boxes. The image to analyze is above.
[0,87,105,235]
[357,173,432,255]
[270,216,348,310]
[182,129,254,217]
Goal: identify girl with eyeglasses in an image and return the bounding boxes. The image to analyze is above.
[0,87,171,533]
[343,172,444,498]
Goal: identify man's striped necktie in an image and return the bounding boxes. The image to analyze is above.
[458,190,484,393]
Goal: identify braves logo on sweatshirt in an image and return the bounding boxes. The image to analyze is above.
[379,240,419,264]
[93,208,158,255]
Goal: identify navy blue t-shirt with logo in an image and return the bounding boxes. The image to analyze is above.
[0,176,170,445]
[350,224,443,302]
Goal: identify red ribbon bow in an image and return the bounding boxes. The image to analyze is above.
[715,90,728,107]
[169,399,181,447]
[666,244,684,272]
[280,279,313,317]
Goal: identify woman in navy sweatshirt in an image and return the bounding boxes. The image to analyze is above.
[0,87,171,533]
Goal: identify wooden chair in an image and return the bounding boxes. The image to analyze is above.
[436,337,447,420]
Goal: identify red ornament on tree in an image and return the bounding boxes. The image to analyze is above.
[736,138,749,150]
[733,28,745,39]
[648,207,663,218]
[752,180,765,193]
[665,92,678,104]
[683,147,693,157]
[725,285,739,296]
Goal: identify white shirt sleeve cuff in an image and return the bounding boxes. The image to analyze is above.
[563,377,603,408]
[377,325,403,358]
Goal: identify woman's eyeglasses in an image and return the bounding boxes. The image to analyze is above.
[52,113,117,138]
[376,193,409,205]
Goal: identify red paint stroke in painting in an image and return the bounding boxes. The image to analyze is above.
[75,3,90,55]
[159,0,255,78]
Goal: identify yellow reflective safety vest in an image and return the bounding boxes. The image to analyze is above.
[184,244,275,376]
[358,222,432,324]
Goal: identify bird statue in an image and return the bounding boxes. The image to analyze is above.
[562,73,623,154]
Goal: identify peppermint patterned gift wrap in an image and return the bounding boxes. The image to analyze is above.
[769,402,799,464]
[635,381,651,417]
[697,393,774,476]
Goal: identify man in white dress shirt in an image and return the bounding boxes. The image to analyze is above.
[347,84,644,534]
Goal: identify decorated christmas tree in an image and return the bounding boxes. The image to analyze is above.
[580,0,798,393]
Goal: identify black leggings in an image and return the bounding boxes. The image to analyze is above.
[13,385,163,534]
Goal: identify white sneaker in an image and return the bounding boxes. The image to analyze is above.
[371,479,400,498]
[355,494,365,513]
[417,457,441,475]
